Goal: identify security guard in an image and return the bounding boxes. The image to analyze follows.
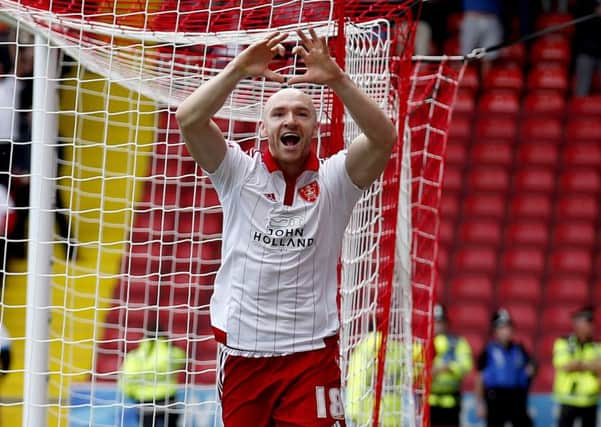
[475,308,535,427]
[553,306,601,427]
[120,319,187,427]
[429,304,473,427]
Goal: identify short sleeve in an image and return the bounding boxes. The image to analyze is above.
[206,143,253,199]
[321,150,363,213]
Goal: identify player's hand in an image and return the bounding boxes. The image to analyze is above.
[288,28,345,86]
[230,32,288,82]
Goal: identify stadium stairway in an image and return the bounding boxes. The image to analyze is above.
[2,68,155,426]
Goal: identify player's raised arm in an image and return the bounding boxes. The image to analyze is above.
[288,28,397,189]
[175,32,288,173]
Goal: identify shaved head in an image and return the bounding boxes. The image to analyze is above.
[263,88,316,120]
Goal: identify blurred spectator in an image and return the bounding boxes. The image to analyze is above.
[119,317,187,427]
[553,307,601,427]
[573,0,601,96]
[460,0,504,75]
[541,0,569,13]
[430,304,473,427]
[0,183,15,288]
[474,308,535,427]
[0,43,20,188]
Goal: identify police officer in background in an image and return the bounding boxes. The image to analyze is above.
[553,306,601,427]
[474,308,535,427]
[429,304,473,427]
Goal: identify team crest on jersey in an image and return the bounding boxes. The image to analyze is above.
[263,192,276,201]
[299,181,319,202]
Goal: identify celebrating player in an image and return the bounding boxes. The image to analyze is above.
[176,28,397,426]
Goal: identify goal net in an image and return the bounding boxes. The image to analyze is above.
[0,0,464,425]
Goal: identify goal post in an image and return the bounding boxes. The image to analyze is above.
[0,1,466,425]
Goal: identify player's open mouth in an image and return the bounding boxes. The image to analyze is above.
[280,133,301,146]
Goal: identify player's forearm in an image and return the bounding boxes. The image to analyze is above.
[176,62,245,130]
[328,74,397,149]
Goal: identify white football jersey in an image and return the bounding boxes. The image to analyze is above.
[208,144,362,354]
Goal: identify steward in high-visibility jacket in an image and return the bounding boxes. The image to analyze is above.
[120,329,187,427]
[554,306,601,427]
[346,331,421,427]
[429,304,473,427]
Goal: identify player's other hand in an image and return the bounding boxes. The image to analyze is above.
[288,28,345,86]
[231,32,288,82]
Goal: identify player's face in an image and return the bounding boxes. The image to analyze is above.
[573,318,593,341]
[261,88,317,168]
[494,324,513,344]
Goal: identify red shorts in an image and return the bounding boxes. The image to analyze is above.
[218,336,346,427]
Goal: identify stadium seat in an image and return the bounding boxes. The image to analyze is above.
[542,304,580,336]
[533,364,555,392]
[177,210,223,237]
[556,195,599,220]
[454,247,497,273]
[483,67,524,93]
[504,302,538,333]
[463,194,505,219]
[527,64,568,94]
[513,167,555,193]
[130,210,176,243]
[439,218,455,245]
[536,13,574,37]
[478,91,520,116]
[568,95,601,117]
[537,333,560,363]
[447,302,490,332]
[440,192,460,218]
[520,117,563,142]
[565,118,601,142]
[468,167,509,192]
[522,93,565,117]
[502,248,545,274]
[459,65,479,93]
[475,117,518,140]
[443,37,460,56]
[553,222,596,246]
[448,275,494,305]
[549,248,592,275]
[447,12,463,35]
[461,332,486,358]
[513,331,535,355]
[448,116,472,141]
[454,90,476,117]
[471,141,512,166]
[499,43,526,66]
[546,276,590,305]
[458,220,502,246]
[561,140,601,167]
[505,221,549,246]
[516,142,558,167]
[530,35,571,66]
[509,194,552,219]
[446,139,468,165]
[443,165,463,192]
[559,169,601,193]
[497,275,542,304]
[438,245,449,273]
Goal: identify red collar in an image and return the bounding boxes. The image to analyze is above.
[262,148,320,174]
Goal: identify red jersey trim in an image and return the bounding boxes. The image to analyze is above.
[212,326,227,345]
[262,148,320,173]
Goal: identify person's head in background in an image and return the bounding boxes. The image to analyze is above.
[433,303,448,336]
[572,306,594,343]
[491,308,513,346]
[0,44,12,77]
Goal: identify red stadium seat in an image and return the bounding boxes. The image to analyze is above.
[504,302,538,333]
[468,167,509,192]
[458,220,502,245]
[454,90,476,117]
[514,167,555,193]
[440,192,460,218]
[454,247,497,273]
[559,169,601,193]
[533,364,555,392]
[502,248,545,274]
[475,117,518,140]
[509,194,552,219]
[536,13,575,37]
[448,274,494,304]
[549,248,592,275]
[553,222,596,246]
[462,332,486,357]
[565,118,601,142]
[520,117,563,142]
[568,95,601,117]
[530,35,571,66]
[527,64,568,94]
[439,218,455,245]
[483,67,524,93]
[542,304,580,336]
[516,142,558,167]
[522,93,566,117]
[463,194,505,219]
[471,141,512,166]
[537,333,560,363]
[443,165,463,192]
[459,65,480,92]
[556,195,599,220]
[447,302,490,332]
[448,116,472,141]
[478,91,520,116]
[444,37,460,56]
[513,331,535,355]
[546,276,590,305]
[499,43,526,66]
[505,221,549,246]
[447,13,463,35]
[438,245,450,273]
[446,139,468,165]
[497,275,542,304]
